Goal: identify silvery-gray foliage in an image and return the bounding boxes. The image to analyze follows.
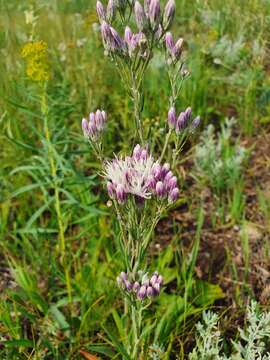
[190,301,270,360]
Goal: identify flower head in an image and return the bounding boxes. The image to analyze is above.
[117,270,163,301]
[168,106,200,135]
[105,144,179,204]
[21,40,50,82]
[82,109,107,140]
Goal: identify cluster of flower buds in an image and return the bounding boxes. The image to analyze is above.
[136,0,175,32]
[105,144,179,204]
[82,109,107,140]
[168,106,200,133]
[165,32,184,64]
[96,0,176,58]
[96,0,126,23]
[117,270,163,301]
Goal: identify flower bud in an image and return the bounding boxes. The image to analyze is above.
[164,170,173,182]
[137,285,147,300]
[107,181,114,198]
[110,27,123,50]
[184,106,192,120]
[140,149,148,161]
[168,106,177,127]
[168,176,177,190]
[133,281,140,293]
[176,112,186,133]
[88,122,97,137]
[116,184,126,203]
[163,0,175,30]
[125,280,133,291]
[165,32,174,51]
[169,187,179,202]
[96,1,106,22]
[152,282,160,295]
[191,116,201,130]
[95,109,104,130]
[174,37,183,59]
[101,21,111,45]
[89,112,95,123]
[156,181,165,198]
[157,274,163,285]
[134,1,146,31]
[116,276,122,286]
[161,163,170,177]
[106,0,116,22]
[133,144,142,160]
[147,286,155,297]
[120,271,128,280]
[149,0,160,31]
[146,175,156,189]
[124,26,133,45]
[82,118,89,137]
[152,163,162,179]
[150,274,157,285]
[144,0,151,16]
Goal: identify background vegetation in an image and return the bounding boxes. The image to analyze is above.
[1,0,270,358]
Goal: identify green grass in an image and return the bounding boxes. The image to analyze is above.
[1,0,270,358]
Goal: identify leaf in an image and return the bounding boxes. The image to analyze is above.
[79,350,99,360]
[193,280,225,307]
[50,305,70,330]
[3,339,34,348]
[87,344,115,357]
[102,325,131,360]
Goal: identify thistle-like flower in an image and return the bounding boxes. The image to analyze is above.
[104,144,179,203]
[82,109,107,140]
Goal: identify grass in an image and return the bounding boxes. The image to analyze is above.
[1,0,270,358]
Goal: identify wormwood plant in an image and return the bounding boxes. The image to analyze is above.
[193,118,247,222]
[81,0,201,358]
[189,301,270,359]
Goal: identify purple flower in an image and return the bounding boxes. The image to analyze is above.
[105,145,179,203]
[163,0,175,30]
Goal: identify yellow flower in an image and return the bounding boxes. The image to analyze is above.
[21,40,50,82]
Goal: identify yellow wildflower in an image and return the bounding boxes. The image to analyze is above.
[21,40,50,82]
